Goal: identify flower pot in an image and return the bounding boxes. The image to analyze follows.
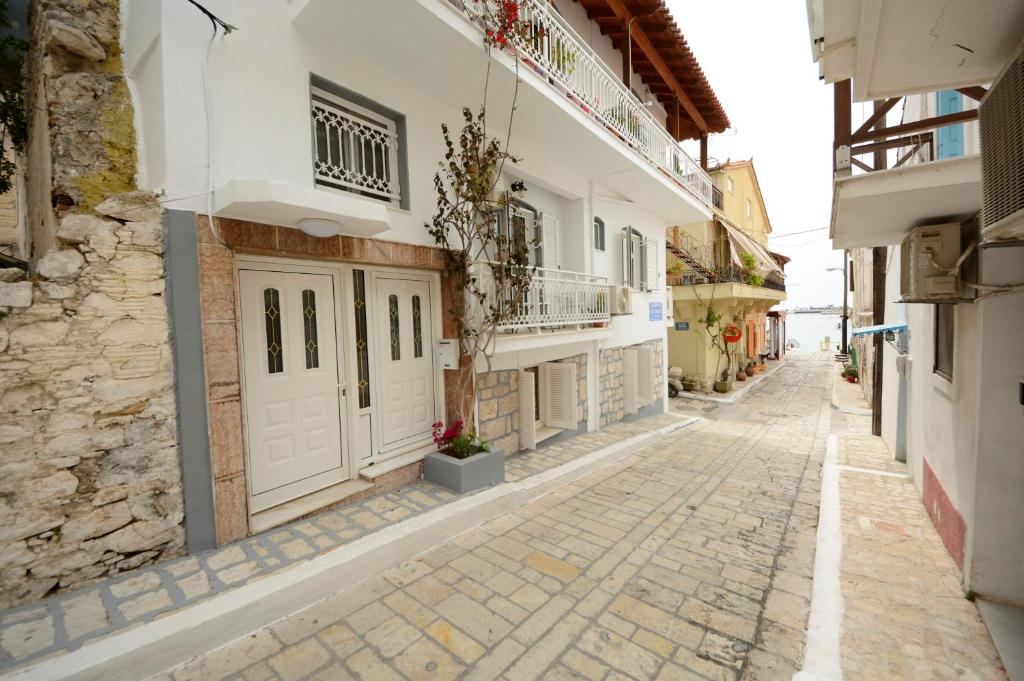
[424,449,505,494]
[745,368,755,377]
[714,380,733,393]
[736,370,746,382]
[682,381,697,392]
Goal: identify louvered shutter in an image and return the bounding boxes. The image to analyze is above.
[621,228,631,287]
[622,349,638,415]
[518,370,536,450]
[645,239,659,291]
[636,345,654,406]
[540,362,577,430]
[540,213,561,269]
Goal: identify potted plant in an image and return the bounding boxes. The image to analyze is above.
[736,368,747,382]
[745,362,756,378]
[682,374,697,392]
[423,420,504,494]
[714,369,733,393]
[841,363,859,384]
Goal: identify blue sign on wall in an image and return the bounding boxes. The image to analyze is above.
[648,302,663,322]
[674,321,689,331]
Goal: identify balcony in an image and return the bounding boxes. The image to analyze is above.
[473,264,610,332]
[459,0,713,208]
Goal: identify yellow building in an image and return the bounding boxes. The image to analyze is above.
[667,160,788,392]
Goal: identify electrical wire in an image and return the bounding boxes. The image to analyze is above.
[768,227,828,239]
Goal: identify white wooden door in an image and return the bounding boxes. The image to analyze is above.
[238,270,347,509]
[374,277,436,448]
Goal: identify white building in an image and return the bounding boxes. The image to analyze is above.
[122,0,729,544]
[807,0,1024,662]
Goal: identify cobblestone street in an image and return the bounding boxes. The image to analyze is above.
[150,354,842,681]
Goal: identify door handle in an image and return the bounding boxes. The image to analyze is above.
[338,384,347,397]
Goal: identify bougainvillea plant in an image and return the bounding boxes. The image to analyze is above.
[476,0,538,50]
[432,420,490,459]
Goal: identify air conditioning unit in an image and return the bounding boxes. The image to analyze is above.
[899,223,972,303]
[609,285,633,315]
[979,47,1024,242]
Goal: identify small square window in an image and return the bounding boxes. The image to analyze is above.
[934,304,954,381]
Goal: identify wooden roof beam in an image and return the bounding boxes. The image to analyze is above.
[601,0,708,132]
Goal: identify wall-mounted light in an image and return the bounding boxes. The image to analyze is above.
[297,217,343,238]
[509,180,527,197]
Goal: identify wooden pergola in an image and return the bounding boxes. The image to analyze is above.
[576,0,729,167]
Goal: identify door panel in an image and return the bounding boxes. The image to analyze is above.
[239,270,346,499]
[374,277,436,448]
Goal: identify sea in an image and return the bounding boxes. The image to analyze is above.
[784,313,844,353]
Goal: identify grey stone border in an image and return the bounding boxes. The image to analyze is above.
[164,209,217,553]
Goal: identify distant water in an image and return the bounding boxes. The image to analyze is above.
[785,313,843,353]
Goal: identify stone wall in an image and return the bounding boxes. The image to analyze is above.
[0,2,184,608]
[0,198,182,609]
[599,347,624,427]
[476,369,520,455]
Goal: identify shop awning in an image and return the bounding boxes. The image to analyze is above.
[716,215,784,276]
[851,322,907,336]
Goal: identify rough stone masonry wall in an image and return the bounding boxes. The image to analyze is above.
[0,2,183,609]
[476,370,520,455]
[599,347,624,427]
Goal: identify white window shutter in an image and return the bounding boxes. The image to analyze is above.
[621,228,631,287]
[540,362,577,430]
[518,370,536,450]
[645,240,659,291]
[622,349,638,415]
[540,213,561,269]
[636,345,654,405]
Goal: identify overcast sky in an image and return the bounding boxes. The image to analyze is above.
[669,0,846,309]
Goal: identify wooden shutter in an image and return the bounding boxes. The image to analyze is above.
[540,213,561,269]
[540,361,577,430]
[622,349,638,415]
[636,345,654,406]
[645,239,659,291]
[518,370,536,450]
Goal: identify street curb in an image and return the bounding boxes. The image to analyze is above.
[672,361,785,405]
[4,416,701,681]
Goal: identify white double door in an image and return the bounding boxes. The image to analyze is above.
[239,269,347,511]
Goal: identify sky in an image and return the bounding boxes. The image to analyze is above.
[667,0,846,309]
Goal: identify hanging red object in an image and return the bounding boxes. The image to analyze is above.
[723,325,742,343]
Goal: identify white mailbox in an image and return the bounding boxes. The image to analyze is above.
[434,339,459,370]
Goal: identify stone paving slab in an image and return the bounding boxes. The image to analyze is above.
[150,355,842,681]
[0,414,680,672]
[835,435,1008,680]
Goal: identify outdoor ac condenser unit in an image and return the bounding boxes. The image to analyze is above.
[609,285,633,316]
[899,223,969,303]
[979,47,1024,242]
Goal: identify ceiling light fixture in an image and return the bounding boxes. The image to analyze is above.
[297,217,343,238]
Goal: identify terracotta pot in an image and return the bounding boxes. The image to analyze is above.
[745,368,755,377]
[736,370,747,382]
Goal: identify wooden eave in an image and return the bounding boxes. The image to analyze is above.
[576,0,729,140]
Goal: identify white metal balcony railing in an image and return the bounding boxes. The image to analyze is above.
[472,264,611,330]
[460,0,713,207]
[311,89,402,202]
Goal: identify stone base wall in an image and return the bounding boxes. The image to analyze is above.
[0,197,183,609]
[600,348,625,427]
[476,370,520,455]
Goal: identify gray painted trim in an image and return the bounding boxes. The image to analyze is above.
[164,209,217,553]
[623,401,666,423]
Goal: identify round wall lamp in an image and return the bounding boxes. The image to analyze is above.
[297,217,343,238]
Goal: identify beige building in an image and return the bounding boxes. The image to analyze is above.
[667,161,787,391]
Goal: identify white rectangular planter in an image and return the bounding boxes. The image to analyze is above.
[423,449,505,494]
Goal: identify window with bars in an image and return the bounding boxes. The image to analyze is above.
[311,84,404,204]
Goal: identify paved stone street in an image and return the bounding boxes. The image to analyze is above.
[149,354,840,681]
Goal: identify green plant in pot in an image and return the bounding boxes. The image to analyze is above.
[431,419,488,459]
[682,373,697,392]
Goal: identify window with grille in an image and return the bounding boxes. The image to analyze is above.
[311,86,402,203]
[934,304,954,381]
